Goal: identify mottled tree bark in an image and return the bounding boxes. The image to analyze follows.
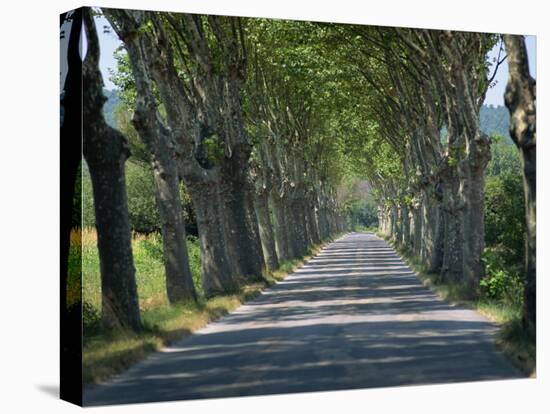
[422,198,443,273]
[390,205,398,242]
[189,181,238,295]
[289,196,308,257]
[219,144,264,280]
[465,133,491,286]
[82,10,141,331]
[270,192,292,261]
[253,190,279,271]
[152,168,197,303]
[440,161,466,284]
[504,34,536,330]
[411,203,422,257]
[306,196,321,245]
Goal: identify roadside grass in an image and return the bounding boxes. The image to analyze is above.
[379,233,536,377]
[70,228,327,384]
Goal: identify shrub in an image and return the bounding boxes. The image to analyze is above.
[125,161,161,233]
[82,301,102,335]
[484,139,525,267]
[480,248,524,308]
[484,172,525,266]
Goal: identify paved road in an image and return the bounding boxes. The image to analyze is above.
[84,233,523,406]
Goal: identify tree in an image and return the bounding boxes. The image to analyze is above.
[104,10,262,295]
[484,139,525,265]
[106,10,197,304]
[244,19,349,258]
[503,34,536,330]
[82,9,141,331]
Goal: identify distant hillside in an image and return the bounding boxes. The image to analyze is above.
[480,105,511,142]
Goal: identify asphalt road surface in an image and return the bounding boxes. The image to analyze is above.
[84,232,523,406]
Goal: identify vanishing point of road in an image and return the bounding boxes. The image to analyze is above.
[84,232,523,406]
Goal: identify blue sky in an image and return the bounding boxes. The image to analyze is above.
[63,14,537,108]
[484,35,536,106]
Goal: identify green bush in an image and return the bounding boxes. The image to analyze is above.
[346,198,378,230]
[82,301,102,336]
[484,138,525,267]
[484,172,525,266]
[486,136,521,177]
[125,161,162,233]
[480,248,524,308]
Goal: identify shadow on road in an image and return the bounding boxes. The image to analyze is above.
[84,233,524,406]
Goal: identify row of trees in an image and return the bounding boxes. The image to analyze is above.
[62,8,535,335]
[327,28,536,330]
[67,9,350,331]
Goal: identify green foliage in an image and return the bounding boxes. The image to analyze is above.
[447,155,458,168]
[480,248,524,308]
[203,133,225,164]
[109,48,136,107]
[125,161,161,233]
[484,171,525,265]
[83,301,102,336]
[484,137,525,267]
[346,198,378,230]
[486,136,521,177]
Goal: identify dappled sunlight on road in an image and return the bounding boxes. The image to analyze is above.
[84,233,523,406]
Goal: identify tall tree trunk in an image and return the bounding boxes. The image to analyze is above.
[411,203,422,257]
[390,205,398,242]
[290,196,308,256]
[465,133,491,288]
[286,197,302,257]
[219,144,264,281]
[306,198,321,245]
[440,163,466,284]
[151,167,197,302]
[270,192,292,262]
[82,10,141,331]
[422,196,443,273]
[253,190,279,271]
[188,181,238,296]
[504,34,536,330]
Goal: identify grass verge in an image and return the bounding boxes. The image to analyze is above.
[81,239,326,385]
[379,233,535,377]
